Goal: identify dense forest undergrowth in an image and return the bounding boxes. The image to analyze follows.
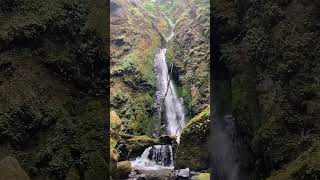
[0,0,108,179]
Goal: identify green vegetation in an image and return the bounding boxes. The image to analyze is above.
[144,0,156,11]
[267,144,320,180]
[0,0,108,179]
[213,0,320,178]
[195,173,210,180]
[176,107,210,170]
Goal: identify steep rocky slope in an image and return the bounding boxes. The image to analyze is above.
[212,0,320,179]
[159,0,210,171]
[166,0,210,116]
[110,0,170,136]
[0,0,108,179]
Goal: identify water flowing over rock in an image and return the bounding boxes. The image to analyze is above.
[211,114,239,180]
[131,145,174,170]
[177,168,190,178]
[154,18,186,143]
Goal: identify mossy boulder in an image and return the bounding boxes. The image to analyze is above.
[110,138,120,177]
[114,161,132,179]
[194,173,210,180]
[267,143,320,180]
[176,107,210,170]
[126,135,157,157]
[110,111,122,129]
[0,156,30,180]
[157,135,177,145]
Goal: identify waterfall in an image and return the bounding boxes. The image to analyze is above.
[211,115,239,180]
[154,18,186,143]
[131,145,174,170]
[211,61,240,180]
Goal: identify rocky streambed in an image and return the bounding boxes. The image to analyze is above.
[127,168,208,180]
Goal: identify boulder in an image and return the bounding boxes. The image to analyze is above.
[177,168,190,178]
[0,156,30,180]
[127,135,156,157]
[115,161,132,179]
[175,107,210,170]
[157,135,177,145]
[193,173,210,180]
[110,143,120,176]
[110,111,122,130]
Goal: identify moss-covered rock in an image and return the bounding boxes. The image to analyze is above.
[176,107,210,170]
[110,111,122,127]
[126,135,157,158]
[0,156,30,180]
[157,135,177,145]
[194,173,210,180]
[267,143,320,180]
[114,161,132,179]
[110,138,119,177]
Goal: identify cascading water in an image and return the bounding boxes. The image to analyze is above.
[131,145,174,170]
[154,18,186,143]
[132,18,186,172]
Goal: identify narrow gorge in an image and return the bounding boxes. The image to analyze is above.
[110,0,210,179]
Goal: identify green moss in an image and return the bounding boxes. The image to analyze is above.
[111,52,137,75]
[129,7,143,17]
[267,144,320,180]
[137,49,156,87]
[86,0,108,39]
[126,136,156,157]
[195,173,210,180]
[84,152,108,180]
[144,0,156,11]
[127,93,154,136]
[176,107,210,170]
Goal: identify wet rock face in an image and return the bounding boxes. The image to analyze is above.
[126,136,157,158]
[147,145,173,166]
[165,0,210,116]
[110,1,120,14]
[110,0,171,136]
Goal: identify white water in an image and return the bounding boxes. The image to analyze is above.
[132,18,186,172]
[154,18,186,143]
[131,145,174,170]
